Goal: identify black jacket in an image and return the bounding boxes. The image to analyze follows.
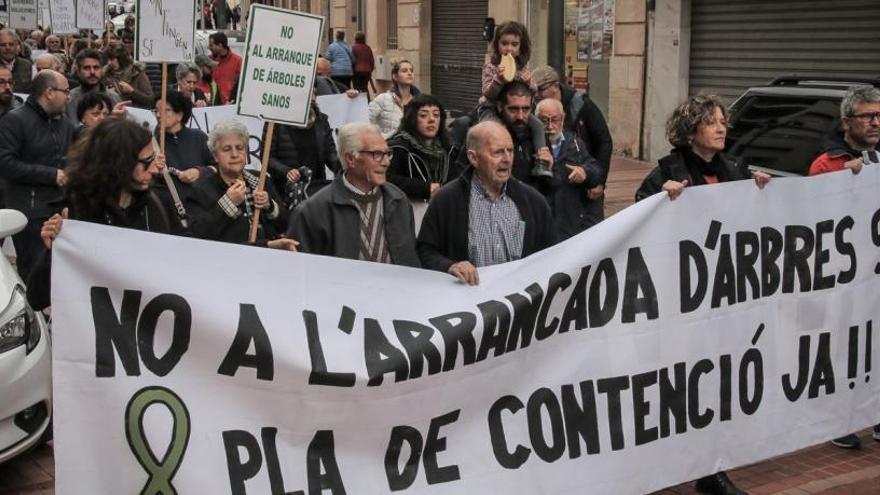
[288,175,420,267]
[549,131,604,240]
[0,97,76,219]
[26,189,179,311]
[188,171,285,245]
[8,57,33,94]
[635,148,750,202]
[159,126,216,200]
[417,167,556,273]
[268,113,340,193]
[386,135,455,201]
[561,84,613,183]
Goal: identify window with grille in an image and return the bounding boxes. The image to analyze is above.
[386,1,398,49]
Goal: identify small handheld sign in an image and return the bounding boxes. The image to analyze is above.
[49,0,77,35]
[8,0,38,29]
[236,4,324,242]
[76,0,107,31]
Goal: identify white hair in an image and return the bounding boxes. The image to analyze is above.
[535,97,564,116]
[337,122,382,169]
[208,120,249,153]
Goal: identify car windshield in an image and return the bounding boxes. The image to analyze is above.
[725,94,841,176]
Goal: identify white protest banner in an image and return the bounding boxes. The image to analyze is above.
[8,0,37,28]
[76,0,106,30]
[135,0,196,63]
[236,5,323,126]
[52,167,880,494]
[126,105,266,169]
[48,0,76,34]
[316,92,369,137]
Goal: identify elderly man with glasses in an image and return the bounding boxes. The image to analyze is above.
[0,70,75,279]
[288,122,420,266]
[809,85,880,177]
[0,66,22,118]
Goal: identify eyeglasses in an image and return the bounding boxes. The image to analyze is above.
[357,149,393,161]
[850,112,880,123]
[539,116,564,125]
[0,79,12,86]
[138,155,156,167]
[537,82,558,91]
[51,86,70,95]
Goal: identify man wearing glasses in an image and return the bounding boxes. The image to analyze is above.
[0,70,75,279]
[535,98,603,240]
[808,85,880,450]
[288,122,420,267]
[0,66,22,119]
[0,29,32,94]
[809,85,880,176]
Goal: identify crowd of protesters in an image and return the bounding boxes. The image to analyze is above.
[0,18,878,495]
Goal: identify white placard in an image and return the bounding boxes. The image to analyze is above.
[236,4,323,126]
[316,92,369,135]
[76,0,106,30]
[135,0,196,63]
[52,166,880,494]
[8,0,38,28]
[48,0,76,34]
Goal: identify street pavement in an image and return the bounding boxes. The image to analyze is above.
[2,157,878,494]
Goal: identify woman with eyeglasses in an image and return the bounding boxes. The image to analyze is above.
[386,94,455,231]
[187,120,296,250]
[29,117,182,311]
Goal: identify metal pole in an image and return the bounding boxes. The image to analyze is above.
[200,0,206,29]
[547,0,565,78]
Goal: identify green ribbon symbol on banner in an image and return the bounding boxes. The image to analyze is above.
[125,386,191,495]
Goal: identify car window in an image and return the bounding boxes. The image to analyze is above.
[726,94,841,176]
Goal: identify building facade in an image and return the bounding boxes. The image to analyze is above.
[246,0,880,162]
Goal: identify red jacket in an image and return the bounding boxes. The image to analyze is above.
[210,50,242,104]
[808,134,858,176]
[352,42,374,74]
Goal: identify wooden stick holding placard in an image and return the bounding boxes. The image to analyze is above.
[248,121,275,243]
[159,63,168,152]
[156,62,191,230]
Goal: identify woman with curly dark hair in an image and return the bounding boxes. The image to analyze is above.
[28,118,180,311]
[634,94,769,495]
[635,94,770,202]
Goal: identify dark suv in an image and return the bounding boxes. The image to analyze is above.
[725,77,880,176]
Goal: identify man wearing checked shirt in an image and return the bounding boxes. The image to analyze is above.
[417,121,556,285]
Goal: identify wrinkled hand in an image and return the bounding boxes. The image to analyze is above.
[153,153,166,171]
[253,190,270,209]
[535,146,554,170]
[844,157,864,175]
[267,238,298,251]
[662,179,689,200]
[587,184,605,200]
[111,100,130,117]
[41,208,68,249]
[55,169,68,187]
[226,181,246,205]
[117,80,134,95]
[565,164,586,184]
[177,168,200,184]
[448,261,479,286]
[752,171,771,189]
[286,168,301,182]
[345,89,359,98]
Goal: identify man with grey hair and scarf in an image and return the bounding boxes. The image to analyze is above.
[288,122,419,266]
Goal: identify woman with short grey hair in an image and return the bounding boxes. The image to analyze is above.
[187,120,296,250]
[172,63,208,107]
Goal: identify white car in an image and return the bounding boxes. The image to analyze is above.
[0,210,51,464]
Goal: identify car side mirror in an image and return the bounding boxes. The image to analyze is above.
[0,210,28,239]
